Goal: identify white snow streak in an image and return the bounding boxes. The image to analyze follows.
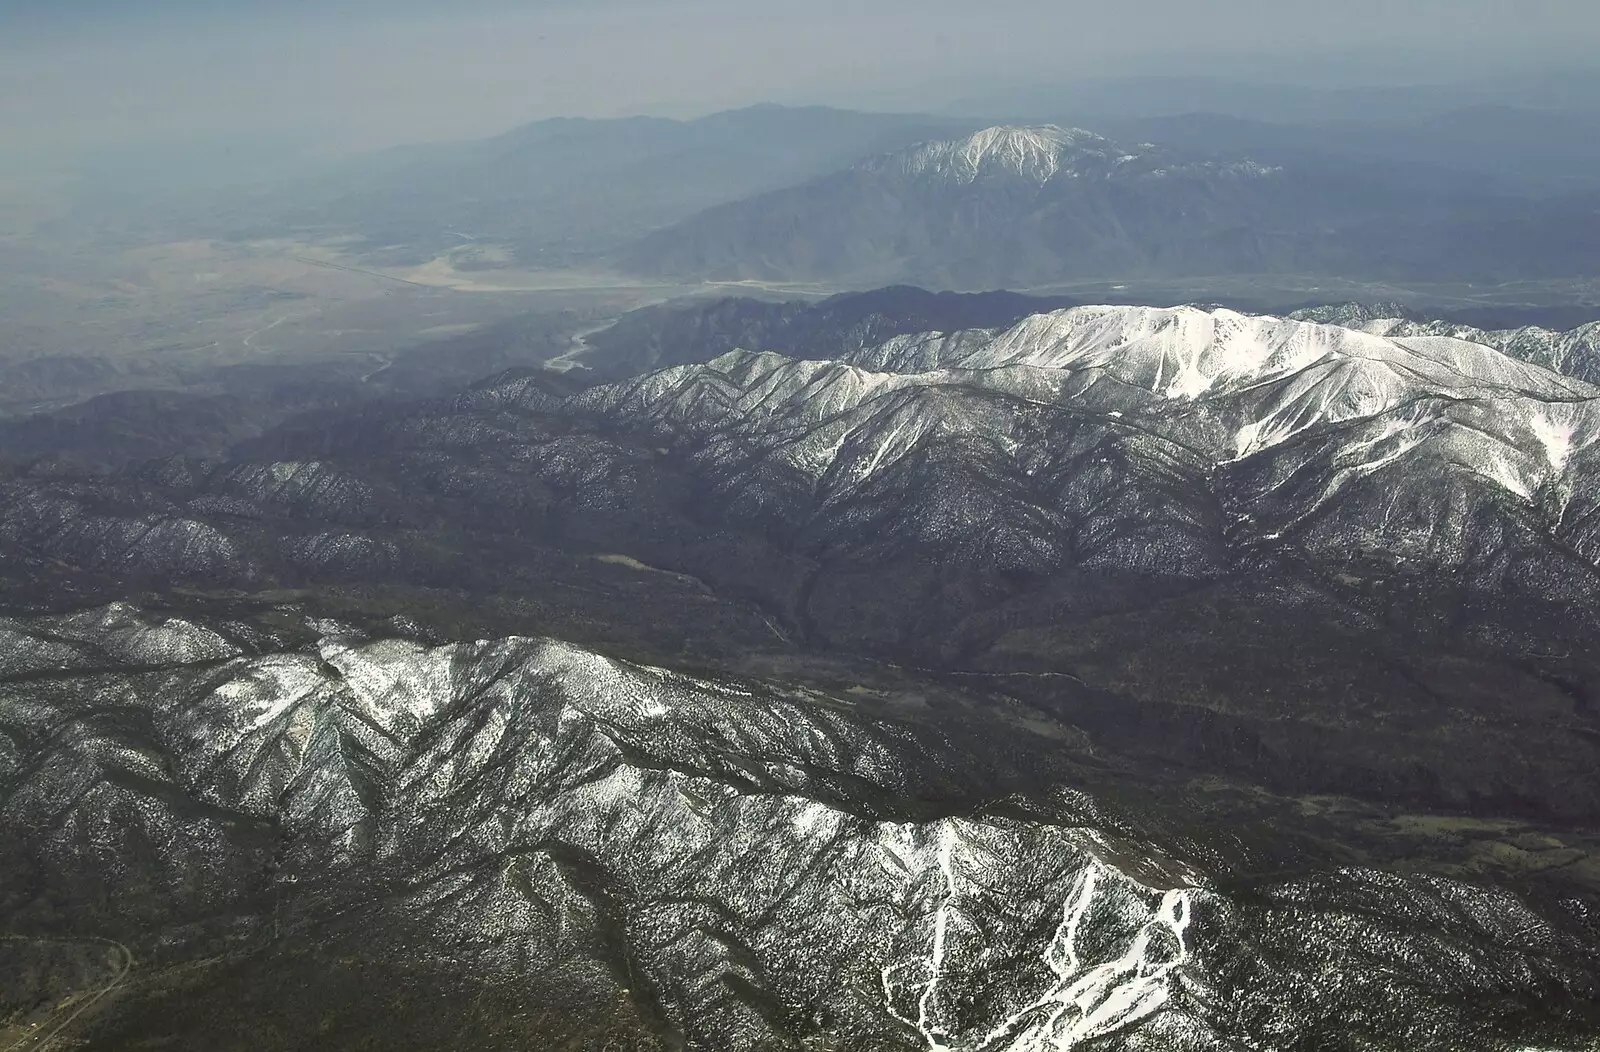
[1531,411,1577,473]
[883,824,1196,1052]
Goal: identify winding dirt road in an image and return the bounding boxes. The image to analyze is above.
[0,936,132,1052]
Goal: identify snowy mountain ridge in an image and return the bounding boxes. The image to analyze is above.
[595,304,1600,484]
[4,602,1596,1051]
[863,124,1283,186]
[1291,302,1600,386]
[553,303,1600,610]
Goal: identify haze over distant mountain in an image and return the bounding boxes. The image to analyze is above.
[621,122,1600,289]
[1099,105,1600,195]
[215,106,977,264]
[942,70,1600,125]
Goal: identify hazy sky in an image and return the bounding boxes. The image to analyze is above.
[3,0,1599,158]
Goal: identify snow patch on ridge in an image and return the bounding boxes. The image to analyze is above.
[1531,409,1578,474]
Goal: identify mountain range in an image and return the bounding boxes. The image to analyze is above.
[10,44,1600,1046]
[79,102,1598,302]
[5,600,1597,1051]
[620,123,1600,288]
[6,295,1600,1048]
[92,102,1600,297]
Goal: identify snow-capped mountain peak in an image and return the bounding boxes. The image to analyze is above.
[857,124,1283,190]
[954,124,1097,178]
[881,123,1112,184]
